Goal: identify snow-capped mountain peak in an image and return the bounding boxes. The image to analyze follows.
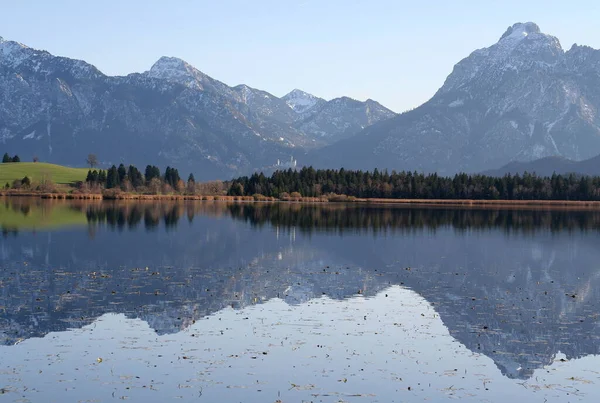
[145,56,236,96]
[439,22,563,94]
[0,37,32,55]
[0,37,33,67]
[498,22,540,42]
[146,56,205,87]
[282,89,324,114]
[286,88,315,98]
[493,21,562,57]
[149,56,190,73]
[0,37,101,80]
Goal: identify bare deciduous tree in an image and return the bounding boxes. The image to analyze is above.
[196,180,226,196]
[149,177,162,194]
[86,154,98,168]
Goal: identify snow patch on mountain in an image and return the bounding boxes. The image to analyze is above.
[499,22,540,44]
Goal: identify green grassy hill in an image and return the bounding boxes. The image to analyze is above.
[0,162,90,186]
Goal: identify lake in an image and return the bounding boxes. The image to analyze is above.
[1,198,600,402]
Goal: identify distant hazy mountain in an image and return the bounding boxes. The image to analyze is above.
[294,97,396,143]
[310,22,600,175]
[483,154,600,177]
[0,37,394,179]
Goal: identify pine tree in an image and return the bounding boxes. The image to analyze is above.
[2,153,11,163]
[164,167,181,188]
[229,182,244,196]
[186,173,196,194]
[128,165,143,188]
[12,155,20,163]
[145,165,160,185]
[106,166,119,189]
[117,164,127,184]
[145,165,154,185]
[172,168,181,187]
[98,170,107,185]
[86,170,100,184]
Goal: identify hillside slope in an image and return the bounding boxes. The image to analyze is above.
[0,162,89,185]
[483,154,600,177]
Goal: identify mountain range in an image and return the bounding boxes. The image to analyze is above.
[312,22,600,175]
[0,37,394,179]
[2,22,600,179]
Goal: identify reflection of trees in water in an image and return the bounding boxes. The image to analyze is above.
[3,198,41,221]
[1,198,51,235]
[84,203,181,230]
[5,198,600,234]
[82,202,600,234]
[225,203,600,234]
[4,198,45,214]
[82,202,237,231]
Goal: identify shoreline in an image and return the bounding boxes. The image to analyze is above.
[0,192,277,201]
[3,191,600,209]
[357,198,600,207]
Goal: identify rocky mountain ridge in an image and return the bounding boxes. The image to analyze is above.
[311,22,600,175]
[5,22,600,178]
[0,36,395,179]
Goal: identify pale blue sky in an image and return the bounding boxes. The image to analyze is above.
[3,0,600,112]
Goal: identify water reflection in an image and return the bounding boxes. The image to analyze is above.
[6,198,600,234]
[1,198,600,387]
[0,198,86,233]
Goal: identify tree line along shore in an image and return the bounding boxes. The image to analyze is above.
[4,158,600,205]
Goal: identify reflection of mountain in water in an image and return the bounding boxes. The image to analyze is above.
[373,233,600,379]
[2,199,600,380]
[0,202,389,343]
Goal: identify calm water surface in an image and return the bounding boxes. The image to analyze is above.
[2,199,600,402]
